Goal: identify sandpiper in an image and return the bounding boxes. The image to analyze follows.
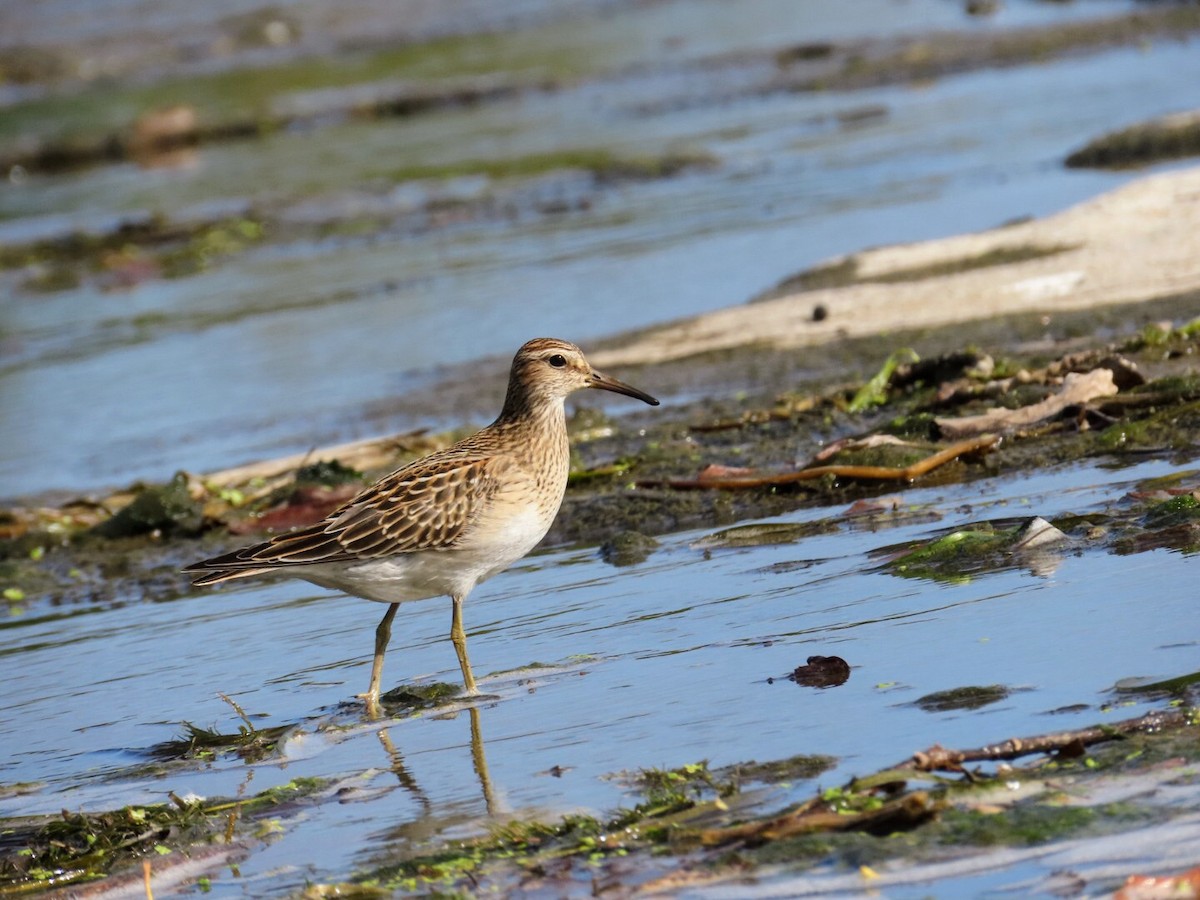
[185,338,659,714]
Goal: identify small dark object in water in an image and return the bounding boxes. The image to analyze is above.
[776,42,836,66]
[599,530,659,566]
[915,683,1010,712]
[789,655,851,687]
[965,0,1000,16]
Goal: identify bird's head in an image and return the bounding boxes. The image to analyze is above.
[505,337,659,414]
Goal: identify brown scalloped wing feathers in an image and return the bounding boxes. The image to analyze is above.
[186,453,504,584]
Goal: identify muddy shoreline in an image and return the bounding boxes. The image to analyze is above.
[5,283,1199,617]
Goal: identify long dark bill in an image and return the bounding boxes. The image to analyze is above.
[589,371,660,406]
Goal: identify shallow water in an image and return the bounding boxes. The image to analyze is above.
[4,456,1198,894]
[4,2,1200,500]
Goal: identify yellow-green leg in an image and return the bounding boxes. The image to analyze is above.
[451,594,478,695]
[359,602,399,717]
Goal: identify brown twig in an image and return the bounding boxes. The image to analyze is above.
[642,434,1000,490]
[695,706,1195,851]
[898,706,1194,773]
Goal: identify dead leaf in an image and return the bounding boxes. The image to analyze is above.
[935,369,1118,439]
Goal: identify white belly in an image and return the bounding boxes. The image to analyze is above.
[297,504,551,605]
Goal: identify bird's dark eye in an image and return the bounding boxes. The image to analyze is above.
[548,354,567,368]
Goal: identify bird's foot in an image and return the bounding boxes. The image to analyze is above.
[357,690,384,720]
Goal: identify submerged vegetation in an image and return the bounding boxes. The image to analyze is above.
[148,694,292,763]
[2,703,1195,895]
[0,215,267,294]
[383,149,714,185]
[300,706,1199,895]
[0,778,326,893]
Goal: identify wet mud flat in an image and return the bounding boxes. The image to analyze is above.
[7,288,1200,598]
[4,294,1200,897]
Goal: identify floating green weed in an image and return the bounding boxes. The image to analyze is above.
[598,530,659,566]
[848,348,920,413]
[742,755,838,786]
[692,520,839,550]
[914,684,1012,713]
[0,776,327,892]
[383,149,711,184]
[886,527,1007,583]
[634,761,724,810]
[379,682,461,710]
[1143,493,1200,529]
[938,804,1097,847]
[154,721,290,764]
[149,694,288,763]
[821,784,885,816]
[0,216,267,291]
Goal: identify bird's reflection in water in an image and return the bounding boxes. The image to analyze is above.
[375,727,431,814]
[375,703,496,817]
